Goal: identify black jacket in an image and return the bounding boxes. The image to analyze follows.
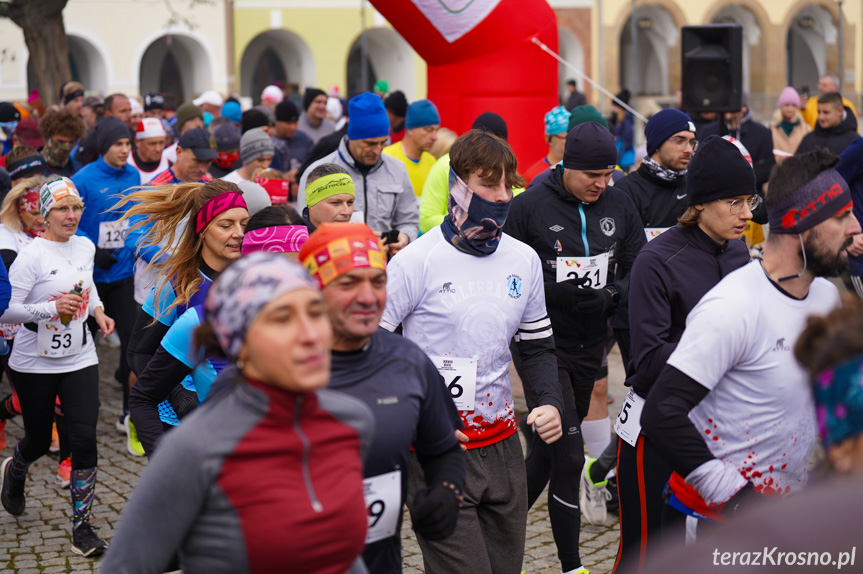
[504,166,646,342]
[698,112,775,193]
[613,164,688,228]
[796,107,861,157]
[627,225,750,398]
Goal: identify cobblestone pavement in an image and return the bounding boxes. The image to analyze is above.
[0,343,627,573]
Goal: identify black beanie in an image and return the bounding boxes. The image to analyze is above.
[384,91,408,118]
[472,112,508,140]
[275,100,299,123]
[303,88,326,112]
[241,109,270,134]
[563,122,617,170]
[97,117,130,156]
[686,136,756,206]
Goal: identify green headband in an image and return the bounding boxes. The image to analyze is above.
[306,173,355,208]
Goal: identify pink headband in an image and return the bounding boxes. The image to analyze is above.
[195,192,248,234]
[241,225,309,256]
[17,189,39,213]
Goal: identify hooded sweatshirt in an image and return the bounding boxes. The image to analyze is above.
[796,106,861,156]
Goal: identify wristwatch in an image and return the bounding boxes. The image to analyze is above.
[605,285,621,308]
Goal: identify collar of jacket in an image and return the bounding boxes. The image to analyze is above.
[95,155,129,176]
[682,223,731,256]
[636,162,684,188]
[337,136,383,174]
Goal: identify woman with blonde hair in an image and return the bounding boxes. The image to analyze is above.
[119,179,248,438]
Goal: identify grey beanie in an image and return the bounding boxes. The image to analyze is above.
[240,129,274,164]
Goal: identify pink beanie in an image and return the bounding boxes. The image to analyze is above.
[777,86,800,108]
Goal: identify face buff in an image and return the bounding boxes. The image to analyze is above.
[439,168,510,257]
[42,139,75,167]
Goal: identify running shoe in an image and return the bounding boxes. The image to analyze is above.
[0,456,25,516]
[49,422,59,452]
[71,522,107,557]
[579,457,610,525]
[0,421,5,451]
[55,457,71,488]
[126,420,145,457]
[115,413,128,434]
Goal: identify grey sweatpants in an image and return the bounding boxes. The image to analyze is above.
[407,433,527,574]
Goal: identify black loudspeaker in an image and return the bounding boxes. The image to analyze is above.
[681,24,743,112]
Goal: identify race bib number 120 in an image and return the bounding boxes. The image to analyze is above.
[98,220,129,249]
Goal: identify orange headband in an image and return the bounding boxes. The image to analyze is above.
[299,223,386,287]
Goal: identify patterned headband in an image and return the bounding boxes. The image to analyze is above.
[241,225,309,256]
[768,169,852,234]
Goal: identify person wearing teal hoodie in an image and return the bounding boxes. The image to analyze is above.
[71,116,141,423]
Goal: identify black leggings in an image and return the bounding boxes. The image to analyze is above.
[515,339,605,572]
[11,365,99,469]
[96,278,136,409]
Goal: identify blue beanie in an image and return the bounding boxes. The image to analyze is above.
[348,92,390,140]
[405,100,440,130]
[221,101,242,124]
[645,108,696,157]
[545,106,570,136]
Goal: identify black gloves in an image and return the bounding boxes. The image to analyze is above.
[721,481,759,517]
[94,248,118,269]
[571,286,614,317]
[545,277,615,318]
[410,483,461,540]
[168,384,198,419]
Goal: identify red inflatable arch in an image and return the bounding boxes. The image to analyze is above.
[369,0,560,170]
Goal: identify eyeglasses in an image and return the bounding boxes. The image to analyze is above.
[668,137,698,151]
[51,205,84,215]
[718,195,762,215]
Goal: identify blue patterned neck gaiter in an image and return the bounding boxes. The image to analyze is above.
[440,168,510,256]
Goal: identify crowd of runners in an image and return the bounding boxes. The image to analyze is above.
[0,74,860,573]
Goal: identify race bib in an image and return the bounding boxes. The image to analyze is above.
[644,227,669,242]
[363,470,401,544]
[556,253,609,288]
[430,355,478,411]
[98,220,129,249]
[36,320,84,358]
[614,388,646,447]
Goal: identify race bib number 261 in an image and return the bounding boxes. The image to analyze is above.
[555,253,609,288]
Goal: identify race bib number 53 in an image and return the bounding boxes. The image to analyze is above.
[430,356,478,411]
[36,321,83,357]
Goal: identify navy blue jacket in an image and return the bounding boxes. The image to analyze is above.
[836,138,863,275]
[505,165,646,342]
[627,225,750,397]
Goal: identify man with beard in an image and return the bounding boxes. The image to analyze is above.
[640,148,860,544]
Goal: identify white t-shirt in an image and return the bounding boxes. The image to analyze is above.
[219,170,245,184]
[668,260,839,495]
[0,224,34,255]
[3,236,103,373]
[381,227,552,448]
[128,152,171,184]
[0,225,34,340]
